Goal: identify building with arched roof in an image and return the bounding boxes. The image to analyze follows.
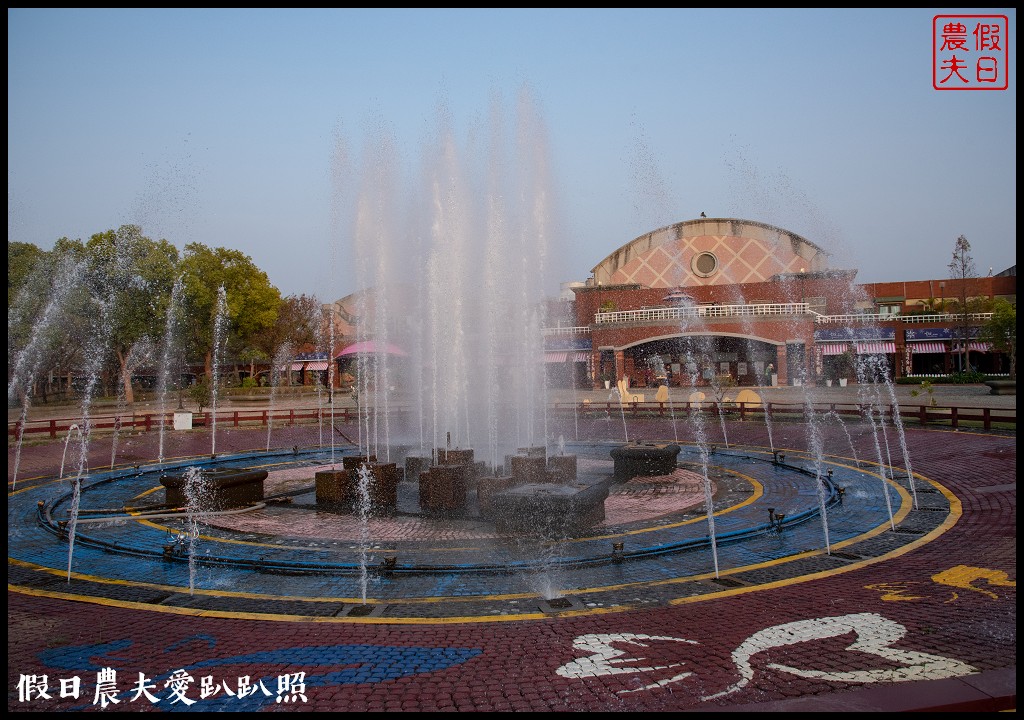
[591,218,829,288]
[544,217,1014,390]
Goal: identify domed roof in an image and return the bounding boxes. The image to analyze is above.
[591,217,830,288]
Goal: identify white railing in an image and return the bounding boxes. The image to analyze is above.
[588,305,995,327]
[542,325,592,336]
[594,302,809,324]
[548,305,998,331]
[816,312,994,324]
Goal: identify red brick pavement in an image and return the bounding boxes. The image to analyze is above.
[8,418,1016,712]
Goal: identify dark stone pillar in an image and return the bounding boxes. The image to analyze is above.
[420,464,468,513]
[315,468,351,507]
[547,455,578,484]
[510,455,549,484]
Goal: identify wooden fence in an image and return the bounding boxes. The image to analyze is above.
[8,400,1016,440]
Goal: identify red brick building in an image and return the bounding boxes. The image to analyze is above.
[544,217,1015,388]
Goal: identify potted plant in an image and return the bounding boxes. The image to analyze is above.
[600,371,613,390]
[823,362,838,387]
[834,350,856,387]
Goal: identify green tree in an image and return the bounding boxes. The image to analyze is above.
[178,243,281,381]
[8,242,49,361]
[84,225,180,403]
[7,241,46,308]
[980,299,1016,380]
[251,293,323,383]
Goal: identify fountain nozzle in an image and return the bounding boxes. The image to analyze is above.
[611,542,625,563]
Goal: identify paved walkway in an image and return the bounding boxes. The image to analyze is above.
[7,399,1016,711]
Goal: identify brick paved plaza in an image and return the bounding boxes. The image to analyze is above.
[8,392,1016,711]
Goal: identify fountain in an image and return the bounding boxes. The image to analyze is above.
[156,276,184,465]
[341,90,553,470]
[7,94,939,625]
[8,256,86,488]
[266,343,293,452]
[209,285,228,457]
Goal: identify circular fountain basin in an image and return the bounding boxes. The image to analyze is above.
[11,442,944,621]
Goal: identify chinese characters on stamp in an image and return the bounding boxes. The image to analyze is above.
[934,15,1009,90]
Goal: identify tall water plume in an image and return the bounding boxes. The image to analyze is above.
[157,276,184,464]
[66,295,114,581]
[345,89,554,466]
[266,342,293,452]
[110,339,153,470]
[209,285,227,457]
[8,257,85,488]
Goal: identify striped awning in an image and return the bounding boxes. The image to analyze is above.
[304,361,329,371]
[909,342,946,354]
[819,343,850,356]
[856,341,896,355]
[545,350,590,363]
[955,342,993,353]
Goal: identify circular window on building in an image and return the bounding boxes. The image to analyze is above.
[691,251,719,278]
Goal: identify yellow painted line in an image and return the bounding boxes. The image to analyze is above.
[9,557,554,605]
[566,468,763,544]
[8,467,957,625]
[7,584,633,624]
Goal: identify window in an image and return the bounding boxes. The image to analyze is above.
[691,252,719,278]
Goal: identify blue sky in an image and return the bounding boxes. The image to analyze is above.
[8,8,1017,301]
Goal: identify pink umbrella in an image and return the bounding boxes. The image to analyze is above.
[335,340,408,358]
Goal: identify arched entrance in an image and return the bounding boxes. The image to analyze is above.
[620,333,781,388]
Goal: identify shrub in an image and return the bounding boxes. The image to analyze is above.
[909,380,937,407]
[948,369,987,384]
[188,379,212,412]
